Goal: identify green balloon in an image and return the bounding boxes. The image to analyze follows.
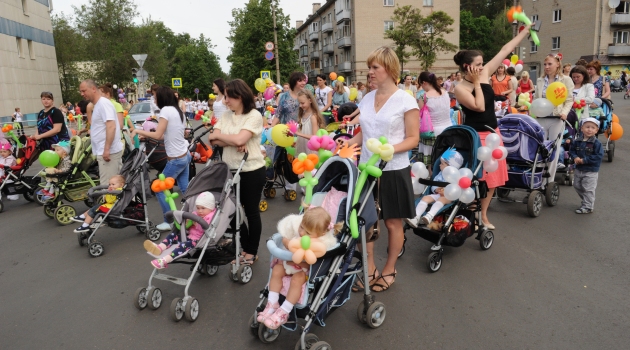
[301,235,311,250]
[39,150,60,168]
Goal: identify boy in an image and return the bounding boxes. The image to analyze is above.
[569,117,603,214]
[72,175,125,232]
[589,98,606,120]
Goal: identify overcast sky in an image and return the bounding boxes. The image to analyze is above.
[52,0,313,73]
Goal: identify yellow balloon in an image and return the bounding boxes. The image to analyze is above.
[254,78,266,92]
[349,87,358,100]
[405,89,413,96]
[545,82,568,106]
[510,54,519,64]
[337,76,345,83]
[271,124,294,147]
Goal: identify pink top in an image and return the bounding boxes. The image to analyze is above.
[0,154,16,167]
[188,210,216,241]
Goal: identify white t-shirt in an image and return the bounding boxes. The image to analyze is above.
[158,106,188,157]
[315,86,332,111]
[359,89,419,171]
[213,97,228,120]
[185,101,193,113]
[150,96,160,116]
[91,97,122,156]
[13,112,22,122]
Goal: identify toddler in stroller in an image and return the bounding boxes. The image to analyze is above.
[72,175,125,233]
[0,136,40,211]
[0,141,18,203]
[37,141,72,200]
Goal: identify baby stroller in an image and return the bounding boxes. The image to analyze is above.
[0,136,40,212]
[610,79,623,93]
[406,125,494,273]
[133,155,247,322]
[556,110,580,186]
[264,147,299,201]
[249,156,384,349]
[496,114,562,217]
[599,98,615,162]
[40,136,100,225]
[80,146,159,257]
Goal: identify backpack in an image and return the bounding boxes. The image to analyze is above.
[419,95,435,139]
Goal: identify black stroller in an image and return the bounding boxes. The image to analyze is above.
[264,147,299,201]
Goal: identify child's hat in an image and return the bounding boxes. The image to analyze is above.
[195,191,216,210]
[0,141,11,151]
[52,140,71,154]
[581,117,600,128]
[441,147,464,169]
[593,98,602,107]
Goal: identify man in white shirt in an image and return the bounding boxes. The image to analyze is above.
[79,79,123,184]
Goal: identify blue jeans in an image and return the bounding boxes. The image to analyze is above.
[157,154,191,221]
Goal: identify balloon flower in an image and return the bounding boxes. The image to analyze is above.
[68,114,75,122]
[477,133,507,173]
[440,164,476,204]
[411,162,429,195]
[349,137,394,239]
[572,99,587,116]
[307,129,336,168]
[2,124,22,148]
[508,6,539,46]
[288,235,326,265]
[292,153,319,205]
[151,174,186,229]
[517,93,531,110]
[201,115,218,126]
[335,142,360,162]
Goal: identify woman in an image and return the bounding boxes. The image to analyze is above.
[518,71,534,96]
[586,60,610,99]
[417,71,451,167]
[454,23,532,230]
[314,74,333,113]
[490,65,513,101]
[563,63,572,76]
[208,79,266,265]
[212,78,228,120]
[33,91,71,151]
[131,87,190,231]
[570,65,595,120]
[398,74,418,96]
[272,72,306,126]
[332,81,349,108]
[506,67,518,107]
[341,47,419,292]
[174,92,186,115]
[356,82,365,102]
[534,54,574,120]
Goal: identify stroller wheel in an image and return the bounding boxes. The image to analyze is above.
[295,334,320,350]
[146,228,161,242]
[136,221,154,234]
[258,321,281,343]
[43,203,56,218]
[184,297,199,322]
[479,230,494,250]
[259,200,268,212]
[148,287,163,310]
[134,287,148,310]
[366,301,386,329]
[237,264,253,284]
[77,232,87,247]
[496,188,510,199]
[357,301,367,324]
[88,241,105,257]
[566,173,574,186]
[170,298,184,322]
[527,191,544,217]
[284,190,297,201]
[23,189,34,202]
[84,198,94,208]
[54,205,76,226]
[266,188,276,198]
[608,141,615,162]
[427,252,442,273]
[35,192,48,206]
[545,182,560,207]
[310,341,332,350]
[249,314,260,337]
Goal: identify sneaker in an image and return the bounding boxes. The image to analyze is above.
[263,308,290,330]
[421,213,434,225]
[151,258,168,269]
[257,301,280,323]
[156,222,171,231]
[144,240,163,256]
[404,216,420,229]
[73,225,90,233]
[575,208,593,214]
[71,215,85,223]
[36,189,46,196]
[42,194,55,201]
[557,163,566,169]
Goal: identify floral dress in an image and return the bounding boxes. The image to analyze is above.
[593,76,604,98]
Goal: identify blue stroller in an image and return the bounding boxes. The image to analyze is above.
[599,98,615,162]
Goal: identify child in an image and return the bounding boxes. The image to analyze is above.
[257,207,341,330]
[569,117,603,214]
[144,191,217,268]
[12,108,24,136]
[72,175,126,233]
[589,98,606,120]
[0,141,16,178]
[294,90,326,156]
[37,141,73,200]
[405,148,464,228]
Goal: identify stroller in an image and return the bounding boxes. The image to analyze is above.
[496,114,562,217]
[264,147,299,201]
[133,155,247,322]
[80,146,159,257]
[406,125,494,273]
[40,136,100,225]
[0,136,40,212]
[249,156,385,349]
[599,98,615,162]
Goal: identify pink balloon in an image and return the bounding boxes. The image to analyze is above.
[492,148,503,160]
[502,59,511,66]
[517,60,524,65]
[458,177,471,189]
[264,87,275,100]
[307,135,336,151]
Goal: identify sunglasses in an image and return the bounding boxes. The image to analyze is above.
[547,53,563,61]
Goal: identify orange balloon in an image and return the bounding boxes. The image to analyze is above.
[516,5,522,12]
[303,159,315,171]
[329,72,337,80]
[307,154,319,164]
[293,162,304,174]
[151,182,161,193]
[7,125,13,131]
[507,7,515,22]
[71,129,77,136]
[164,177,175,189]
[606,121,624,141]
[612,113,619,123]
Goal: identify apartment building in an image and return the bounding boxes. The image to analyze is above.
[294,0,460,84]
[0,0,61,123]
[519,0,630,79]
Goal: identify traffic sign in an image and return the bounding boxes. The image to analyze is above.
[265,42,274,51]
[132,54,148,68]
[172,78,182,88]
[137,68,149,83]
[194,88,200,94]
[260,71,271,79]
[265,51,274,61]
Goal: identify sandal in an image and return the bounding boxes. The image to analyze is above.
[575,208,593,214]
[352,268,379,292]
[370,271,397,292]
[231,254,259,265]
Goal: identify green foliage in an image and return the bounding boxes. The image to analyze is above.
[411,11,458,71]
[459,8,513,63]
[172,35,226,98]
[227,0,300,87]
[53,13,86,103]
[384,5,421,73]
[461,0,512,20]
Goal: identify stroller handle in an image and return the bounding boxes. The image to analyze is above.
[165,211,210,230]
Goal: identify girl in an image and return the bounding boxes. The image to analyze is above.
[294,90,325,156]
[212,78,228,120]
[37,141,72,200]
[12,108,24,136]
[257,207,341,329]
[332,81,349,109]
[145,192,217,269]
[0,141,16,178]
[417,71,451,167]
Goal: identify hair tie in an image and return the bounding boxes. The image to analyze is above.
[429,73,435,79]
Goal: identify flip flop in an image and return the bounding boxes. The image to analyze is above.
[370,271,396,292]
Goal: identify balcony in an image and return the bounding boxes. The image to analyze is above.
[611,13,630,25]
[336,9,351,23]
[299,39,308,47]
[322,22,333,33]
[323,66,333,74]
[308,68,321,77]
[336,36,352,48]
[608,44,630,56]
[323,43,334,54]
[311,51,320,59]
[309,32,319,41]
[338,61,352,72]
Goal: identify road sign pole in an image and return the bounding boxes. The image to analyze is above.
[272,1,281,84]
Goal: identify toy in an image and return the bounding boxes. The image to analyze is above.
[288,235,326,265]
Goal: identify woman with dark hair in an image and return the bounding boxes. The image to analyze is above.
[315,73,333,113]
[272,72,307,126]
[132,86,190,231]
[398,74,417,96]
[570,65,595,119]
[414,71,451,168]
[208,79,266,264]
[212,78,228,120]
[33,91,71,151]
[453,23,532,230]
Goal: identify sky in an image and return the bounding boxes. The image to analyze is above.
[51,0,314,73]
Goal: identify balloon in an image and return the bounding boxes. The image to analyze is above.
[442,166,461,184]
[530,98,554,117]
[477,146,492,161]
[265,78,273,87]
[405,89,413,96]
[444,183,462,201]
[411,162,429,179]
[458,168,473,180]
[459,187,476,204]
[612,113,619,123]
[485,133,501,149]
[509,63,515,68]
[545,82,568,106]
[331,80,336,87]
[305,84,314,93]
[517,60,524,65]
[510,55,518,64]
[208,93,216,99]
[349,87,358,100]
[254,78,266,92]
[271,124,294,147]
[263,87,275,100]
[492,148,503,160]
[484,159,499,172]
[502,59,511,67]
[286,146,295,156]
[329,72,337,80]
[515,64,523,73]
[39,150,60,167]
[496,146,508,160]
[412,180,425,195]
[606,121,624,141]
[458,177,471,189]
[337,76,345,83]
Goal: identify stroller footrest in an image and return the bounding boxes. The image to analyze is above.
[152,273,188,286]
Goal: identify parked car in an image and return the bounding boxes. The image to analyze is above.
[127,101,152,126]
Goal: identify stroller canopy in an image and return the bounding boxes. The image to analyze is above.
[430,125,481,175]
[182,161,236,209]
[498,114,553,163]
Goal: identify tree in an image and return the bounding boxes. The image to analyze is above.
[411,11,458,71]
[459,10,495,58]
[490,9,514,61]
[172,35,226,98]
[384,5,422,75]
[227,0,300,87]
[461,0,512,20]
[52,13,86,103]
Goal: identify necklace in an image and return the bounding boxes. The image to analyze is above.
[463,77,474,84]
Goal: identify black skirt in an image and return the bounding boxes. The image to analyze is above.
[379,166,415,220]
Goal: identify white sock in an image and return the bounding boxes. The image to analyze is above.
[78,214,85,219]
[280,300,294,313]
[80,223,89,228]
[427,201,445,216]
[267,291,279,304]
[415,201,428,217]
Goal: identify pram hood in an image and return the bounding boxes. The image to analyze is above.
[498,114,557,163]
[312,156,359,227]
[107,148,151,216]
[430,125,482,176]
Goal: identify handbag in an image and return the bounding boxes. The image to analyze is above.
[419,95,435,139]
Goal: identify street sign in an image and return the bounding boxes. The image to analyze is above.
[137,68,149,83]
[265,51,274,61]
[260,71,271,80]
[132,54,148,68]
[194,88,199,94]
[265,42,274,51]
[172,78,182,88]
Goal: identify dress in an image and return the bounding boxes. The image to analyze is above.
[592,76,604,98]
[276,92,300,125]
[295,113,316,156]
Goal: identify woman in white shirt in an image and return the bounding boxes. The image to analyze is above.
[132,86,191,231]
[417,71,452,166]
[208,79,266,265]
[570,65,595,120]
[212,78,228,120]
[398,74,418,96]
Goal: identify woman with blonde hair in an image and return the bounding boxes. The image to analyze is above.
[534,54,574,120]
[332,81,349,108]
[518,71,534,96]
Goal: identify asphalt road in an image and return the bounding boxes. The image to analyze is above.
[2,97,629,350]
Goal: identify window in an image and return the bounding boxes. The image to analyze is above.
[530,66,538,79]
[328,13,332,22]
[16,38,24,58]
[384,21,394,32]
[345,0,350,10]
[614,31,629,44]
[423,0,433,6]
[423,24,434,34]
[384,0,394,6]
[27,40,35,59]
[553,9,561,23]
[21,0,28,15]
[552,36,561,50]
[530,40,538,53]
[616,1,630,13]
[532,15,539,23]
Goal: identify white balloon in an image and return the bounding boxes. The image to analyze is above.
[509,62,515,68]
[459,168,473,180]
[442,166,461,184]
[515,64,523,73]
[477,146,492,161]
[530,98,554,118]
[484,159,499,173]
[459,187,476,204]
[444,183,462,201]
[485,133,501,149]
[497,146,508,160]
[411,162,429,179]
[412,180,425,195]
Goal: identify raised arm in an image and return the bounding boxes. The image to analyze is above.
[482,24,532,82]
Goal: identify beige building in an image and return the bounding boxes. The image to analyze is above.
[0,0,61,124]
[294,0,460,84]
[519,0,630,79]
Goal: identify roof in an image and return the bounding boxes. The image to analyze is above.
[579,55,630,65]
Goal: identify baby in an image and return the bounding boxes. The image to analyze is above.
[589,98,606,120]
[406,148,464,228]
[144,191,217,269]
[37,141,73,200]
[0,141,16,178]
[257,207,340,330]
[73,175,126,233]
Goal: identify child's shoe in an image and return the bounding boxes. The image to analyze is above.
[257,301,280,323]
[421,212,434,225]
[150,258,167,269]
[71,214,86,223]
[263,308,290,330]
[404,216,420,229]
[74,224,90,233]
[144,240,163,256]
